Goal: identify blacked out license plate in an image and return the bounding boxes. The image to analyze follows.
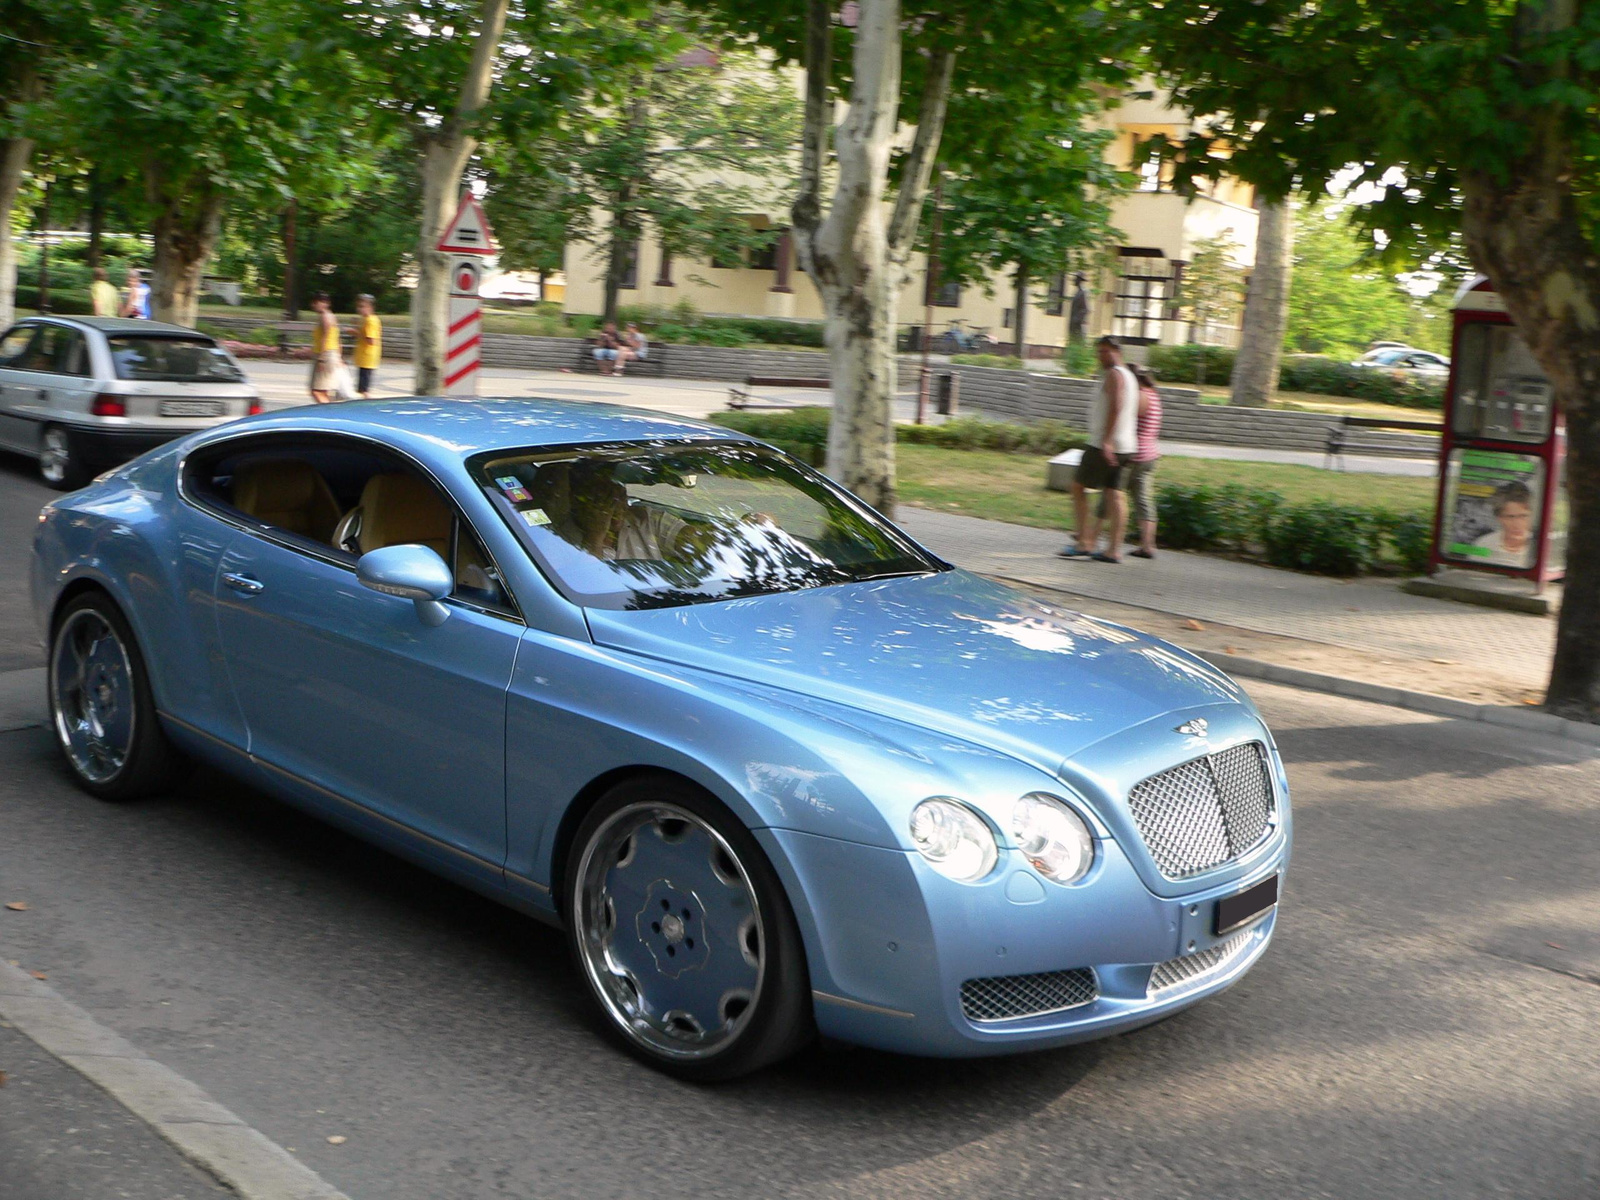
[1215,874,1279,935]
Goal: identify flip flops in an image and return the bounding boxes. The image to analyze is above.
[1091,552,1122,563]
[1056,545,1093,559]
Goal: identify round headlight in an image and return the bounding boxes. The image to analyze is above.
[1012,793,1094,884]
[909,798,999,883]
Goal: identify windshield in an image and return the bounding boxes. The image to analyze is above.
[473,440,945,609]
[107,336,244,383]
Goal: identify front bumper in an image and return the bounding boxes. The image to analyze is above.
[756,824,1288,1058]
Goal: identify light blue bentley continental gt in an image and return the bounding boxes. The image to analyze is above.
[31,398,1290,1079]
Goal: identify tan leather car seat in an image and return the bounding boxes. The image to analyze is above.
[356,472,453,558]
[232,461,341,543]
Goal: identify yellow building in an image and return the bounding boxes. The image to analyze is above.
[561,83,1259,353]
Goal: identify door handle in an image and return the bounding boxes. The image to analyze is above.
[221,572,265,595]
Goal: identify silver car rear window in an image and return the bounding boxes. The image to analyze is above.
[107,336,244,383]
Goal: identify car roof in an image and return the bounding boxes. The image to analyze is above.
[198,397,748,474]
[14,315,212,338]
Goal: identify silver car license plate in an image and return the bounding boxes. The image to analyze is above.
[159,399,225,417]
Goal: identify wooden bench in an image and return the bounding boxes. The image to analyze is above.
[728,375,830,409]
[574,340,668,376]
[1324,414,1442,470]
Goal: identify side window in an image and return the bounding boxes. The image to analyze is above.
[0,325,36,366]
[17,326,63,372]
[185,435,513,614]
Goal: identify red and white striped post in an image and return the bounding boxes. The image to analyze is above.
[445,259,483,395]
[435,192,497,397]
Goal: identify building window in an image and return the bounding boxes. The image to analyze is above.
[749,234,780,272]
[619,241,639,290]
[1138,152,1163,193]
[710,248,741,270]
[925,265,961,308]
[1111,248,1175,345]
[1045,273,1065,317]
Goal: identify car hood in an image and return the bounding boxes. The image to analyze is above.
[583,569,1249,777]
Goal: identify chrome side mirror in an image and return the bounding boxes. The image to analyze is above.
[357,544,453,626]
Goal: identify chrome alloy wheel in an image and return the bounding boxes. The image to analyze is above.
[51,608,136,784]
[39,427,72,487]
[574,802,766,1061]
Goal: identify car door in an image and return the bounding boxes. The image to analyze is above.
[208,438,522,878]
[0,323,41,451]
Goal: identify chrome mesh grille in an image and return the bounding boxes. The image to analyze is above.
[1127,741,1274,877]
[960,968,1098,1023]
[1147,930,1254,995]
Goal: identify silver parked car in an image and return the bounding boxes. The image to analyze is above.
[1350,346,1451,378]
[0,316,260,489]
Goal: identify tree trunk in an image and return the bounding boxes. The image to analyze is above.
[412,0,510,394]
[602,204,635,327]
[148,187,223,327]
[1462,176,1600,722]
[1013,264,1029,363]
[0,67,38,329]
[789,0,954,513]
[281,198,299,320]
[0,131,33,329]
[1230,200,1292,407]
[86,167,105,271]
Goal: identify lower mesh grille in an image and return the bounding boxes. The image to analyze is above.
[960,968,1098,1023]
[1147,930,1254,995]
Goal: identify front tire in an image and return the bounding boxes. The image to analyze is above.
[565,775,813,1081]
[39,425,87,491]
[48,592,180,801]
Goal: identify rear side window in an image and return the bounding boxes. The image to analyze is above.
[108,336,243,383]
[184,434,515,615]
[13,325,87,375]
[0,325,37,365]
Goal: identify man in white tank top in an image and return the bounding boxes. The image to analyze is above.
[1059,336,1138,562]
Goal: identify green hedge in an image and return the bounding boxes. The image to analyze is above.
[13,286,94,315]
[1147,344,1444,409]
[950,353,1024,369]
[1154,482,1431,575]
[618,303,826,349]
[708,407,1085,456]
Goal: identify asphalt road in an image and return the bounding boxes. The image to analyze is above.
[2,455,1598,1199]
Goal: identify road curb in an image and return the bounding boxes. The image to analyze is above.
[0,957,351,1200]
[1195,651,1600,748]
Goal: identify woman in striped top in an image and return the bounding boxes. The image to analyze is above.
[1126,364,1163,558]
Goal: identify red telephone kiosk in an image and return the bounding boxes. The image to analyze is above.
[1428,277,1566,590]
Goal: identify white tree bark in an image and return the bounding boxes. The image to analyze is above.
[1230,199,1292,407]
[413,0,510,394]
[790,0,954,513]
[148,188,223,327]
[0,132,31,330]
[0,67,39,330]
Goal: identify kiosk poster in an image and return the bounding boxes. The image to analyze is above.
[1444,449,1544,570]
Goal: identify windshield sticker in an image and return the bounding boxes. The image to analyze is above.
[495,475,532,503]
[519,507,552,528]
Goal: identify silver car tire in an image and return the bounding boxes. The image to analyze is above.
[48,592,180,801]
[40,425,87,491]
[564,775,813,1081]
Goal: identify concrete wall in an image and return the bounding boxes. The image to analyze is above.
[948,364,1437,458]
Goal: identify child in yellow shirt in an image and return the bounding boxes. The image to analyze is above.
[352,294,382,398]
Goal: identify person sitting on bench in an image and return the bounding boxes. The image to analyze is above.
[622,322,649,368]
[592,322,623,376]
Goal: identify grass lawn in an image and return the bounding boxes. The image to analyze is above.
[895,445,1437,532]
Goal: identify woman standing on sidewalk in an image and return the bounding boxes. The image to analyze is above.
[307,293,343,404]
[1126,364,1163,558]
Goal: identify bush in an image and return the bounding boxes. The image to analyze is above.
[1148,343,1237,387]
[708,407,1085,456]
[13,286,93,315]
[1060,342,1097,378]
[1154,481,1425,575]
[618,302,825,349]
[1146,344,1445,408]
[1261,501,1388,575]
[949,353,1024,369]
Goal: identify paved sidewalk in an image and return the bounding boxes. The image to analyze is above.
[895,507,1556,700]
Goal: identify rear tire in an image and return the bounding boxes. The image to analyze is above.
[48,591,181,801]
[564,774,813,1081]
[39,425,87,491]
